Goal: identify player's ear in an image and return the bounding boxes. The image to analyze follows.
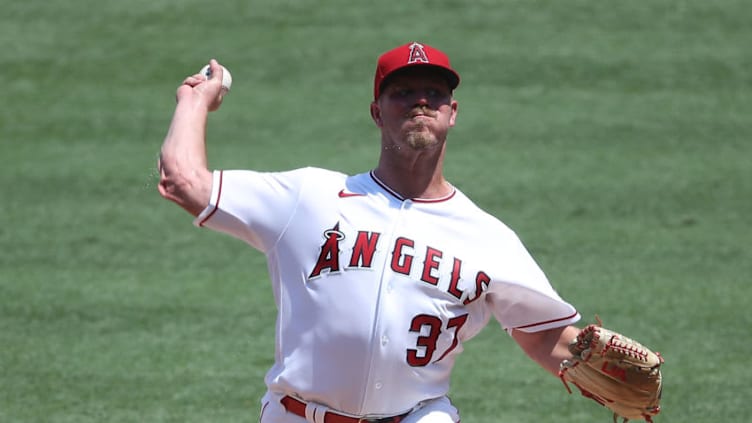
[370,101,383,127]
[449,99,458,127]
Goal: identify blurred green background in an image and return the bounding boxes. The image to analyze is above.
[1,0,750,421]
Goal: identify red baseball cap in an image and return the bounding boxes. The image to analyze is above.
[373,41,460,100]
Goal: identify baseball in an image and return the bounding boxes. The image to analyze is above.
[200,64,232,91]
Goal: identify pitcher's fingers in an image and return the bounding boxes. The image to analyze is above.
[182,75,207,86]
[208,59,224,84]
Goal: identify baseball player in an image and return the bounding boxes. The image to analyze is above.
[158,42,584,423]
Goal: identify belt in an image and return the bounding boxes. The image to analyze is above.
[281,395,408,423]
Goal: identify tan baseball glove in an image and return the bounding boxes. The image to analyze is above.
[559,319,663,422]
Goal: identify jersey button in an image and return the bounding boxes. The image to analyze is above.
[375,382,383,390]
[381,335,389,346]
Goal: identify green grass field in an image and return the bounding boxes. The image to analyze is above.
[2,0,750,421]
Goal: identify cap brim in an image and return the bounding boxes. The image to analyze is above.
[378,64,460,98]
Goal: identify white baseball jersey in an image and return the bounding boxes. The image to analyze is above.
[193,167,580,417]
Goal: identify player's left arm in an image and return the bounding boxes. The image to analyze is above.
[511,325,580,376]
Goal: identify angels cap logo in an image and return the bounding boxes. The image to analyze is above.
[407,42,430,64]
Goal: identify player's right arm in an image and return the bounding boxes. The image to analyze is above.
[157,59,227,216]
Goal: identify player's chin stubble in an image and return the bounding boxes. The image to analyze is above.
[382,124,436,151]
[405,130,435,149]
[403,107,438,149]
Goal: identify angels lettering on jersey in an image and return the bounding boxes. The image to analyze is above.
[307,222,490,305]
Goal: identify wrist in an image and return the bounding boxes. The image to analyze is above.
[176,95,211,115]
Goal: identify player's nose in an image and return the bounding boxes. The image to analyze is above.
[414,96,429,107]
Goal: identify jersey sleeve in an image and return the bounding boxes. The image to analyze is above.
[486,231,580,333]
[192,168,308,253]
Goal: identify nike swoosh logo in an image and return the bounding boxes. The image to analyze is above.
[338,189,365,198]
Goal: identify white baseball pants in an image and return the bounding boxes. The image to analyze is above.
[259,391,460,423]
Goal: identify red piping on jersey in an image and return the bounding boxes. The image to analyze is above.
[514,312,580,330]
[198,170,223,227]
[369,170,456,203]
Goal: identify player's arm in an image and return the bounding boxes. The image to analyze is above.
[157,60,226,216]
[511,325,580,376]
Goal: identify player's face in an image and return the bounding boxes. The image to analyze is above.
[372,69,458,150]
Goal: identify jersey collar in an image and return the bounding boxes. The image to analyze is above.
[369,170,456,203]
